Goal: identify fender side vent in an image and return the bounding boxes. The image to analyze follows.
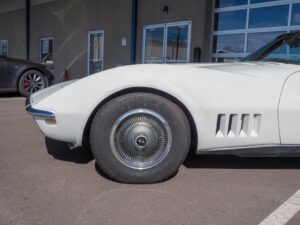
[239,114,250,137]
[228,114,238,137]
[250,114,262,137]
[216,113,262,138]
[216,114,227,137]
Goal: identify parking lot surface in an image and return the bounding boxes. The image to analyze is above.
[1,97,300,225]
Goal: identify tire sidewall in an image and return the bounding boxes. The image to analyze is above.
[90,93,191,183]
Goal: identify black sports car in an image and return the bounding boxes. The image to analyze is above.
[0,56,54,96]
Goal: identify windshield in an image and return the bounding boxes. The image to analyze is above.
[242,33,300,65]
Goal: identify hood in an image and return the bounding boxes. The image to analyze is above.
[30,80,79,106]
[184,61,300,78]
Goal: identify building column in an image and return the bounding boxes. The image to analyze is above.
[25,0,30,61]
[130,0,137,64]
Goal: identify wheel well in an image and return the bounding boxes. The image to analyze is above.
[17,68,46,91]
[82,87,198,154]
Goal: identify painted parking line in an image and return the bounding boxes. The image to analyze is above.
[258,189,300,225]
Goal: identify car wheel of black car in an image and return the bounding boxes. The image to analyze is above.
[90,93,191,184]
[18,70,48,97]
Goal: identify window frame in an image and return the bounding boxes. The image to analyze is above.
[0,39,8,57]
[211,0,300,61]
[87,30,105,75]
[142,21,192,64]
[40,37,54,64]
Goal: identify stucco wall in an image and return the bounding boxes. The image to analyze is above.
[0,9,26,59]
[0,0,213,82]
[30,0,132,81]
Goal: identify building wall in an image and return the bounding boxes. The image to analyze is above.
[136,0,213,63]
[0,0,26,59]
[30,0,132,81]
[0,0,214,82]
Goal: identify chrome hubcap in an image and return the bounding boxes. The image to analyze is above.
[23,73,45,93]
[134,135,149,150]
[110,109,172,170]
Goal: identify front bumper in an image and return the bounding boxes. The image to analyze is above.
[26,105,55,119]
[24,79,81,147]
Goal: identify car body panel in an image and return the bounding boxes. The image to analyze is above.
[28,62,300,151]
[0,57,9,89]
[279,71,300,144]
[0,56,54,93]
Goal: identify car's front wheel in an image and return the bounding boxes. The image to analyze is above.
[90,93,191,183]
[18,70,48,97]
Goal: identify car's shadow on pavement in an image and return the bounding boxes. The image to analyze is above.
[45,137,177,183]
[45,137,300,171]
[45,137,117,181]
[184,154,300,169]
[45,137,94,164]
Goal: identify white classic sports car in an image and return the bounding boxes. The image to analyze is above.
[26,32,300,183]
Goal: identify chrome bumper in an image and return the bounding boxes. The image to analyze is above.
[26,105,55,119]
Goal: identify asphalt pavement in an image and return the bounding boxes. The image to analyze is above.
[1,96,300,225]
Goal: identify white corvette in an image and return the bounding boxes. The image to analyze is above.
[26,32,300,183]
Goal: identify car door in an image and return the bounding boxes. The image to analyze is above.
[278,71,300,145]
[0,57,8,89]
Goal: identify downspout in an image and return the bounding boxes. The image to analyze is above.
[130,0,137,64]
[25,0,30,61]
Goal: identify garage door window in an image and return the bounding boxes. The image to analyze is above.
[0,40,8,57]
[88,30,104,75]
[292,3,300,25]
[143,21,192,64]
[212,0,300,62]
[40,38,53,64]
[144,26,164,63]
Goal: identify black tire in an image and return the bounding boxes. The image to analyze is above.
[90,93,191,184]
[18,70,48,97]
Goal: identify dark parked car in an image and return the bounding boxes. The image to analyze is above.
[0,56,54,96]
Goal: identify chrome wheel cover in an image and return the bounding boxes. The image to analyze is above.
[110,109,172,170]
[23,72,45,94]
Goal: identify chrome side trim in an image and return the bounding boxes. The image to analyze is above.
[26,106,55,119]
